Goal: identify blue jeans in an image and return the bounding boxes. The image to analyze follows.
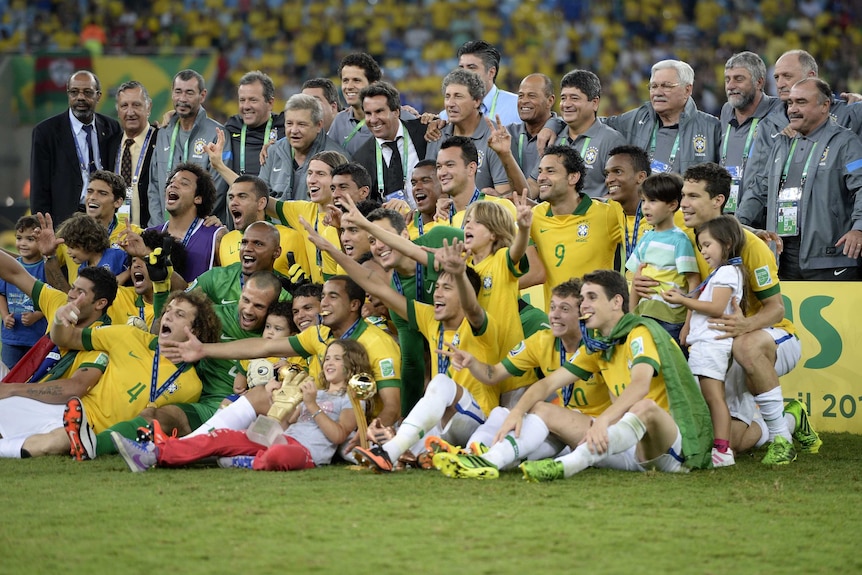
[1,343,29,370]
[648,318,684,349]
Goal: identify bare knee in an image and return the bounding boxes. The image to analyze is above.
[22,428,69,457]
[732,332,775,373]
[154,405,191,436]
[628,399,661,422]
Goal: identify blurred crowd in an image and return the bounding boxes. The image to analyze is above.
[1,0,860,122]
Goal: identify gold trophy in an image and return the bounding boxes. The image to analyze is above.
[246,367,307,446]
[347,373,377,449]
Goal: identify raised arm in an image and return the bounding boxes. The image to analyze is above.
[486,115,527,195]
[509,190,532,264]
[299,216,409,320]
[340,194,428,265]
[204,127,239,186]
[161,329,298,363]
[437,238,484,329]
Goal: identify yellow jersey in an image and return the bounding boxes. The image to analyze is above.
[107,286,154,330]
[501,329,611,416]
[407,300,503,416]
[81,325,202,432]
[218,224,311,279]
[564,324,670,411]
[273,200,339,282]
[530,195,625,307]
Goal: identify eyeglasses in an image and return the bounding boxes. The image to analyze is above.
[67,89,99,98]
[648,82,681,92]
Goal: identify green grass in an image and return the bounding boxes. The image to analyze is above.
[2,433,861,575]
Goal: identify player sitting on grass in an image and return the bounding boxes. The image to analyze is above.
[305,226,507,473]
[111,340,368,472]
[429,278,612,464]
[432,269,714,480]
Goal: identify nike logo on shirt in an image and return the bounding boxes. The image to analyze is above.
[834,268,848,276]
[273,167,282,172]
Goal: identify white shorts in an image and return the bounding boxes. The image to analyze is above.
[595,429,687,473]
[0,397,65,439]
[725,328,802,424]
[436,386,485,446]
[688,339,733,381]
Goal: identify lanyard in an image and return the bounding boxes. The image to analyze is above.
[517,133,525,166]
[167,121,191,172]
[375,127,409,192]
[106,215,117,238]
[150,344,187,403]
[720,118,758,168]
[73,124,96,173]
[686,257,743,297]
[414,211,425,236]
[559,339,575,406]
[648,123,680,167]
[780,139,818,190]
[561,135,591,160]
[392,264,423,302]
[114,126,154,186]
[162,218,200,247]
[449,188,481,225]
[436,323,459,375]
[339,318,362,340]
[314,213,323,267]
[240,117,273,174]
[487,87,500,119]
[135,294,146,321]
[342,118,366,146]
[624,203,643,260]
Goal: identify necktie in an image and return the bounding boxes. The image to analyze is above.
[82,124,96,174]
[121,138,134,186]
[383,139,404,193]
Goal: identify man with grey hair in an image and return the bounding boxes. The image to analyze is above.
[147,69,227,226]
[223,71,285,179]
[114,80,158,226]
[771,49,862,137]
[606,60,720,174]
[718,51,783,213]
[439,40,519,126]
[426,68,510,195]
[258,94,344,201]
[738,77,862,280]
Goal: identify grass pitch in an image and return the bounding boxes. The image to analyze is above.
[1,432,861,575]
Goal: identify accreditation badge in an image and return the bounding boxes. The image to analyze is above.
[725,165,742,213]
[777,186,801,236]
[650,159,672,174]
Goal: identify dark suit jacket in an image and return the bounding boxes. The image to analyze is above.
[112,125,159,227]
[30,110,122,224]
[353,119,428,203]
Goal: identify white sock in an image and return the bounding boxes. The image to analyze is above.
[755,388,792,442]
[556,412,647,477]
[385,374,456,461]
[753,417,770,449]
[483,413,549,469]
[186,396,257,438]
[527,435,566,462]
[0,435,26,458]
[466,407,508,449]
[784,413,797,434]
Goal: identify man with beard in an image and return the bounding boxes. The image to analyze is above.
[718,52,782,214]
[148,69,227,225]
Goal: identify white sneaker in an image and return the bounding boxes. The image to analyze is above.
[712,447,736,467]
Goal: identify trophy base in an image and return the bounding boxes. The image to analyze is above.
[246,415,288,447]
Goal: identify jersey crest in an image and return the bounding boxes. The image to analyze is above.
[577,223,589,237]
[692,134,707,156]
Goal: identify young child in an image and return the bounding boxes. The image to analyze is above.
[662,215,746,467]
[227,300,298,400]
[0,216,48,370]
[625,173,700,345]
[112,339,369,472]
[56,213,130,286]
